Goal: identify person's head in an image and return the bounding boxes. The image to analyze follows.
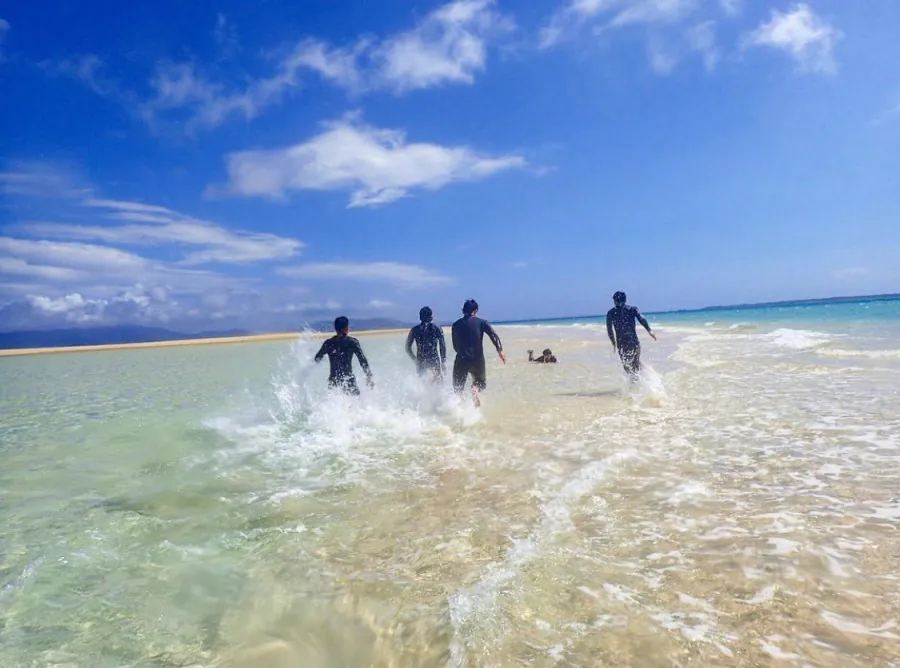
[463,299,479,316]
[543,348,553,357]
[419,306,433,323]
[334,316,350,334]
[613,291,627,306]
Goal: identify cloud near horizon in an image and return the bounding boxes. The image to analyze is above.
[0,164,453,332]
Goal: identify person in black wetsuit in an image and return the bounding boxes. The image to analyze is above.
[314,316,374,395]
[405,306,447,382]
[606,291,656,379]
[451,299,506,405]
[528,348,557,363]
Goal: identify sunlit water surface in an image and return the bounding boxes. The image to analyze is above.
[2,307,900,667]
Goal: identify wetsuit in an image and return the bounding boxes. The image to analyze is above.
[314,334,372,395]
[451,315,502,392]
[405,322,447,378]
[606,304,652,376]
[529,352,557,363]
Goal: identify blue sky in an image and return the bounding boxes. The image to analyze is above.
[1,0,898,332]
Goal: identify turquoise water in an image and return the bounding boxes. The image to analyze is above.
[2,299,900,666]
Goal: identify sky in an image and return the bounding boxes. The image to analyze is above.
[1,0,898,332]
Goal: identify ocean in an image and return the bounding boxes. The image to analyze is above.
[2,298,899,667]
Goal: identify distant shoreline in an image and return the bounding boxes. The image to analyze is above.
[0,328,412,357]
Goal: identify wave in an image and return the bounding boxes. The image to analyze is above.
[817,348,900,360]
[764,328,832,350]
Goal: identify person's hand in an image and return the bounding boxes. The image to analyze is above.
[499,352,507,365]
[649,332,658,341]
[367,377,375,389]
[527,349,533,354]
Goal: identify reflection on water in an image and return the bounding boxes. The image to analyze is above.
[1,321,900,667]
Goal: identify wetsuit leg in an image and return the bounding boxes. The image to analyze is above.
[452,358,469,394]
[471,359,487,391]
[618,343,641,377]
[329,375,360,395]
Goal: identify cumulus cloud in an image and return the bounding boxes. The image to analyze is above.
[52,1,511,133]
[218,115,525,206]
[741,3,841,74]
[278,262,453,287]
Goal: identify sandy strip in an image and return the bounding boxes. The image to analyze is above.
[0,328,415,358]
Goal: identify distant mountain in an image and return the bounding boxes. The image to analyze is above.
[0,326,251,350]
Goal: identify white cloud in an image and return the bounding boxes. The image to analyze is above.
[368,299,394,309]
[741,3,840,74]
[52,1,511,132]
[371,0,512,93]
[0,162,90,198]
[4,164,304,266]
[647,37,678,74]
[511,261,528,269]
[278,262,453,287]
[686,21,718,71]
[540,0,698,49]
[719,0,741,16]
[218,115,525,206]
[0,236,232,295]
[0,18,10,60]
[26,197,304,265]
[214,13,239,58]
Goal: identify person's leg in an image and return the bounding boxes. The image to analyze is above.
[618,344,641,379]
[471,360,487,406]
[345,376,361,396]
[452,358,468,394]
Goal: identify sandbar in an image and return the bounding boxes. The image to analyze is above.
[0,328,414,357]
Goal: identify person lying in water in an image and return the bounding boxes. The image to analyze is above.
[528,349,557,363]
[314,316,374,395]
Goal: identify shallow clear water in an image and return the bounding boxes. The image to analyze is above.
[2,309,900,667]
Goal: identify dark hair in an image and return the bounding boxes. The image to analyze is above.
[613,291,627,305]
[419,306,433,323]
[463,298,479,316]
[543,348,552,356]
[334,316,349,333]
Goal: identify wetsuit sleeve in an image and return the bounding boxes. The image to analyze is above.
[483,321,503,353]
[438,328,447,363]
[606,311,616,346]
[353,339,372,378]
[451,323,461,355]
[405,328,416,361]
[314,340,328,362]
[636,309,652,333]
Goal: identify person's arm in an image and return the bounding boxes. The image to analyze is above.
[528,350,535,362]
[314,340,328,363]
[405,328,416,362]
[484,321,506,364]
[636,309,657,341]
[438,328,447,364]
[353,339,374,386]
[451,323,460,355]
[606,312,616,349]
